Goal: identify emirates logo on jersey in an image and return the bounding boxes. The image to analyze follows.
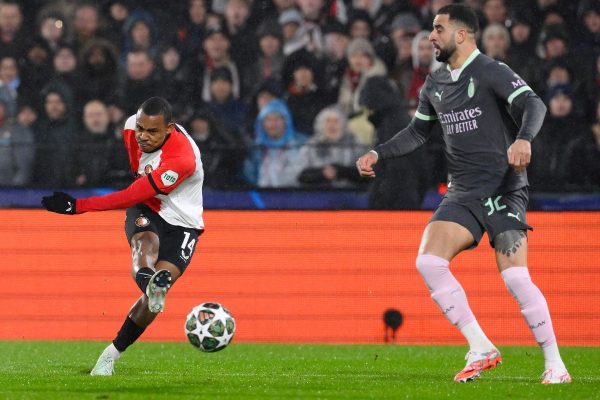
[135,215,150,227]
[161,170,179,186]
[144,164,153,175]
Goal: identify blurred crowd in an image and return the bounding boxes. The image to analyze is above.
[0,0,598,209]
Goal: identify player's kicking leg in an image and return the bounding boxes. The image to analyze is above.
[417,221,502,382]
[90,268,179,375]
[495,230,571,384]
[146,269,172,313]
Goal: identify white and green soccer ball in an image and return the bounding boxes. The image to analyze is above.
[185,302,236,352]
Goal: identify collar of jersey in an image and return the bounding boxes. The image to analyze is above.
[446,48,480,82]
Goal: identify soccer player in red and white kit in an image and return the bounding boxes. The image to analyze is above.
[42,97,204,375]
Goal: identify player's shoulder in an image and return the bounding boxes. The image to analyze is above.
[124,114,136,130]
[163,125,198,164]
[474,53,515,75]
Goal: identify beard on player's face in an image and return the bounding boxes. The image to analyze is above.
[435,41,456,63]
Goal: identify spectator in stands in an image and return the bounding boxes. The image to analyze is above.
[50,46,81,110]
[188,109,245,189]
[405,31,442,113]
[0,56,18,118]
[530,85,584,191]
[338,38,387,117]
[33,87,76,187]
[279,8,310,56]
[506,14,538,87]
[243,21,284,96]
[18,38,54,106]
[322,19,350,104]
[574,2,600,66]
[562,97,600,190]
[78,39,120,106]
[121,9,158,63]
[117,49,162,116]
[482,0,508,27]
[347,9,373,40]
[175,0,207,59]
[421,0,453,30]
[585,53,600,121]
[208,67,246,137]
[297,105,365,188]
[0,1,27,59]
[197,26,241,104]
[359,76,430,209]
[103,0,130,49]
[0,56,19,93]
[72,3,106,53]
[388,13,422,98]
[224,0,256,68]
[482,23,510,62]
[75,100,117,187]
[37,12,69,53]
[283,50,327,136]
[244,99,307,187]
[296,0,326,56]
[156,44,192,121]
[0,99,34,186]
[244,78,283,135]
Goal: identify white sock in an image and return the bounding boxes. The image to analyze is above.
[460,321,495,353]
[104,343,122,360]
[542,342,565,371]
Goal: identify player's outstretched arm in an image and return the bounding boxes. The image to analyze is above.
[356,150,379,178]
[41,176,158,215]
[42,192,77,214]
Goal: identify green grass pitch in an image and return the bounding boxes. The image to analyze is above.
[1,341,598,399]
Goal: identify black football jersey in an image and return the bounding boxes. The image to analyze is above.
[380,49,538,202]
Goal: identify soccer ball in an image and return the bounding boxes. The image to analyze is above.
[184,302,236,352]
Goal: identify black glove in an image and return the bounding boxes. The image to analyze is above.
[41,192,77,215]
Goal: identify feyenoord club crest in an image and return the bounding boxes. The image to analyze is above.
[144,164,153,175]
[135,215,150,227]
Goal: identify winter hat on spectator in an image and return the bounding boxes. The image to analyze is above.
[279,9,304,26]
[204,25,230,41]
[542,24,569,46]
[256,78,283,98]
[210,67,233,83]
[323,18,348,35]
[256,20,283,41]
[390,13,421,35]
[545,84,574,103]
[346,37,375,58]
[348,9,373,31]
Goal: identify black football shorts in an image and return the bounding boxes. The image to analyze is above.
[429,187,532,249]
[125,204,202,272]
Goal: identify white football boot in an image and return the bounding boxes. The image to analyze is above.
[146,269,172,313]
[542,368,572,384]
[90,345,119,376]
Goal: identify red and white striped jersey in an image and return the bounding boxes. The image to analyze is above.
[123,115,204,229]
[76,115,204,230]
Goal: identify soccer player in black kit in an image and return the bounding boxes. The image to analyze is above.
[356,5,571,384]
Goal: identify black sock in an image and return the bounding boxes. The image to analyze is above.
[112,317,146,352]
[135,267,155,293]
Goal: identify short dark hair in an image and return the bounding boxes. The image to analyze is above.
[140,97,172,124]
[437,4,479,34]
